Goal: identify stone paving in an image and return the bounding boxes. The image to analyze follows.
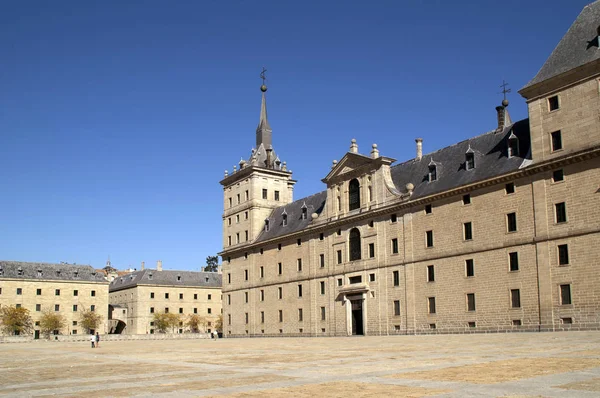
[1,332,600,397]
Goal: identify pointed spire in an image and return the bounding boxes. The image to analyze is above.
[256,68,272,149]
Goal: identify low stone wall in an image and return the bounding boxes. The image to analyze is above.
[0,333,213,343]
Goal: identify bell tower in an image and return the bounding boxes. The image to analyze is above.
[220,70,296,252]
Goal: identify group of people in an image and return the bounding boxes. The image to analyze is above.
[90,332,100,348]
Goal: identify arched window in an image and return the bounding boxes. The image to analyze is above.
[349,228,361,261]
[349,179,360,211]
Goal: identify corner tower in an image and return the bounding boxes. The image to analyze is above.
[219,71,296,253]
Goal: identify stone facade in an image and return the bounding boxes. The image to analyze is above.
[220,2,600,337]
[108,268,222,335]
[0,261,109,337]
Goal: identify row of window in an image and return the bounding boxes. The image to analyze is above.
[226,211,249,226]
[12,303,95,312]
[149,292,212,300]
[227,189,280,208]
[232,306,328,326]
[3,288,96,296]
[149,307,212,314]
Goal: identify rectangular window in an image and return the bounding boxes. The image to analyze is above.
[73,304,78,312]
[555,202,567,223]
[150,307,154,313]
[260,290,264,301]
[274,190,280,201]
[245,292,248,303]
[244,269,248,281]
[36,304,41,312]
[36,289,42,295]
[298,308,303,322]
[507,212,517,232]
[278,262,282,275]
[391,238,399,254]
[337,278,343,287]
[55,304,60,311]
[179,293,183,300]
[16,288,22,295]
[165,307,169,313]
[179,308,183,314]
[427,265,435,282]
[245,230,248,241]
[425,204,432,214]
[244,211,248,220]
[321,306,326,320]
[551,131,562,151]
[426,230,434,247]
[509,252,519,271]
[369,243,375,258]
[428,297,436,314]
[150,292,155,299]
[297,258,302,272]
[548,95,559,111]
[393,270,400,286]
[228,314,231,325]
[236,214,239,223]
[560,284,572,305]
[227,273,231,284]
[245,190,248,200]
[369,273,375,282]
[260,311,265,324]
[297,238,302,246]
[558,244,569,265]
[320,281,325,295]
[462,194,471,205]
[464,222,473,241]
[279,310,283,322]
[320,254,325,267]
[552,169,564,182]
[260,266,264,278]
[511,289,521,308]
[337,250,342,264]
[349,275,362,284]
[262,189,268,199]
[505,182,515,194]
[237,193,240,204]
[165,293,169,299]
[394,300,401,316]
[467,293,476,311]
[465,259,474,277]
[278,243,282,251]
[208,308,212,314]
[227,294,231,305]
[319,233,324,241]
[391,214,397,223]
[90,305,95,312]
[298,284,303,298]
[245,313,249,324]
[194,308,198,314]
[55,289,60,296]
[278,287,283,299]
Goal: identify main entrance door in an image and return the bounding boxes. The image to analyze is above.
[351,299,363,335]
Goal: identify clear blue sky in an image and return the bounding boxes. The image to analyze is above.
[0,0,591,271]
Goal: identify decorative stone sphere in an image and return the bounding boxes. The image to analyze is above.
[260,85,267,92]
[311,213,318,220]
[406,183,414,191]
[502,99,509,107]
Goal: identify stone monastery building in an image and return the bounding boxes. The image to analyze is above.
[220,2,600,337]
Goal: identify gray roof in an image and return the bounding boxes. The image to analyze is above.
[255,191,327,243]
[109,269,222,292]
[390,119,531,200]
[0,261,107,283]
[522,1,600,89]
[251,119,530,243]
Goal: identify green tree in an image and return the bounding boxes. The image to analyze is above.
[80,308,103,333]
[0,307,33,336]
[215,314,223,332]
[186,314,206,333]
[204,255,219,272]
[152,312,181,333]
[39,310,66,338]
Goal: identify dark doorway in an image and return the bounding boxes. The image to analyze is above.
[351,299,364,335]
[34,330,40,339]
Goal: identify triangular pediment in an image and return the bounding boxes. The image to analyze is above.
[322,152,395,185]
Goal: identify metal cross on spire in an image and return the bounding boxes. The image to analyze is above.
[500,80,511,101]
[260,67,267,85]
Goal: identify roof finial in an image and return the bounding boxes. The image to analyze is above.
[499,80,510,107]
[260,67,267,92]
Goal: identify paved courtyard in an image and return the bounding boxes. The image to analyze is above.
[1,332,600,397]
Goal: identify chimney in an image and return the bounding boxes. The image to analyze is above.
[266,146,273,168]
[415,138,423,161]
[156,260,162,271]
[349,139,358,153]
[141,261,145,271]
[496,106,505,132]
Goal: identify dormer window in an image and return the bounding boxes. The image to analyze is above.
[465,152,475,170]
[282,211,288,227]
[73,271,78,278]
[348,179,360,211]
[428,164,437,182]
[205,277,209,282]
[264,219,270,232]
[17,267,23,276]
[301,205,307,220]
[177,275,181,281]
[148,272,153,280]
[56,270,61,277]
[38,269,43,277]
[508,132,519,158]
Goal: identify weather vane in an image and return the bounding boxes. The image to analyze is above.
[260,67,267,85]
[500,80,511,101]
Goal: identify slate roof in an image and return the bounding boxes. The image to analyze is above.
[255,191,327,243]
[109,269,222,292]
[390,119,531,200]
[522,1,600,89]
[0,261,107,283]
[250,119,530,243]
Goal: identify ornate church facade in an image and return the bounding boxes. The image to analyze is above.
[219,2,600,337]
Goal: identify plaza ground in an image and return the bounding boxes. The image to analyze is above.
[1,332,600,397]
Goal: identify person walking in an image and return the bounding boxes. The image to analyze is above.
[95,332,100,348]
[90,333,95,348]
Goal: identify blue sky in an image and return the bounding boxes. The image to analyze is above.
[0,0,591,271]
